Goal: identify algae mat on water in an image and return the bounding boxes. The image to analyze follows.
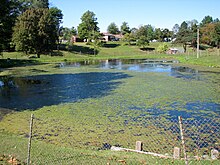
[0,64,219,150]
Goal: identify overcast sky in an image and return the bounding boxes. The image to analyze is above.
[50,0,220,32]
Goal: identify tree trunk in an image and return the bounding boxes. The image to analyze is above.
[183,43,187,53]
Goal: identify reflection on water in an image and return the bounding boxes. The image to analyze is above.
[0,72,131,110]
[64,59,202,80]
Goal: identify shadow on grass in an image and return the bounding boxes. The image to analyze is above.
[0,72,132,111]
[50,51,64,56]
[102,43,120,48]
[58,44,97,55]
[140,47,155,51]
[0,59,41,68]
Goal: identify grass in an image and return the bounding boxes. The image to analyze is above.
[1,131,219,165]
[0,131,185,165]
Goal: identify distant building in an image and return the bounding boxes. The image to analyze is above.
[102,33,123,42]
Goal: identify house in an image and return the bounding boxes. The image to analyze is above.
[102,33,123,42]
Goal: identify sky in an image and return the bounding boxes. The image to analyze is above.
[50,0,220,32]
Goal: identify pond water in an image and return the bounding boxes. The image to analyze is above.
[63,59,203,80]
[0,59,219,120]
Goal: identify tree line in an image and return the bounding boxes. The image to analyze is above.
[1,1,220,57]
[60,11,220,53]
[106,16,220,52]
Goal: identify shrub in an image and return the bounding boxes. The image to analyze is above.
[156,43,169,53]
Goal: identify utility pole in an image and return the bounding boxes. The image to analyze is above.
[197,28,199,59]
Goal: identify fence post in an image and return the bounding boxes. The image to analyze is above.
[135,141,143,151]
[27,114,34,165]
[178,116,188,165]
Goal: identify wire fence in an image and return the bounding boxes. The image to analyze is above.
[1,115,219,165]
[19,117,220,164]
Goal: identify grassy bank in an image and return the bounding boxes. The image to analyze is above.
[1,42,220,67]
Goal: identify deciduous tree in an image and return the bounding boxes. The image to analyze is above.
[12,8,63,57]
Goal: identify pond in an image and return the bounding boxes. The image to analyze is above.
[0,59,219,120]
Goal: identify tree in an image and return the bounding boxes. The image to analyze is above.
[120,22,130,35]
[48,7,63,50]
[214,22,220,48]
[90,31,103,55]
[18,0,49,10]
[121,33,136,45]
[0,0,21,53]
[77,10,99,41]
[146,25,155,41]
[172,24,180,35]
[156,43,169,53]
[200,15,213,27]
[162,28,172,42]
[201,23,216,46]
[175,21,197,52]
[154,28,163,41]
[107,22,119,34]
[136,36,149,48]
[70,27,77,36]
[12,8,63,57]
[60,27,77,42]
[135,25,155,42]
[214,18,220,23]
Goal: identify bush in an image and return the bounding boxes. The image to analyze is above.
[156,43,169,53]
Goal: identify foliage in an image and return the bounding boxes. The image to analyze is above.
[134,25,152,47]
[60,27,77,42]
[156,43,169,53]
[121,33,136,45]
[162,28,173,42]
[175,21,197,52]
[12,8,63,57]
[172,24,180,35]
[90,31,103,55]
[77,10,100,40]
[154,28,163,42]
[200,15,213,27]
[201,23,216,46]
[120,22,130,35]
[18,0,49,10]
[214,22,220,48]
[107,22,120,34]
[0,0,21,52]
[136,36,149,48]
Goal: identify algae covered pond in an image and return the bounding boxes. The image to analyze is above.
[0,59,219,120]
[0,59,219,151]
